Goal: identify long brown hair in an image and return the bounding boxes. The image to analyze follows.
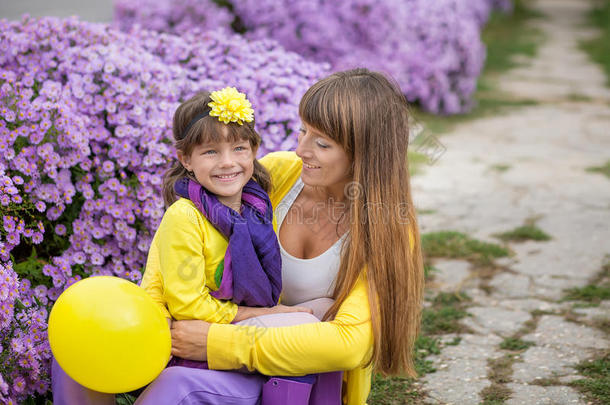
[299,69,424,377]
[163,91,271,206]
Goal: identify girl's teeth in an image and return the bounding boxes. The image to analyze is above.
[217,173,238,178]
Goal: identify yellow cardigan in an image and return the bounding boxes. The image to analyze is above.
[207,151,374,405]
[140,198,239,323]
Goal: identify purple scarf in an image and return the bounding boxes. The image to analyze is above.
[174,177,281,307]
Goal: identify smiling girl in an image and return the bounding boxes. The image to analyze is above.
[143,88,311,349]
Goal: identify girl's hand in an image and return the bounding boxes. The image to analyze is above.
[170,319,210,361]
[266,304,313,315]
[234,304,313,322]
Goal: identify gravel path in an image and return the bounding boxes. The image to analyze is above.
[412,0,610,404]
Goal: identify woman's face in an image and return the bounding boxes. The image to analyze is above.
[295,123,352,190]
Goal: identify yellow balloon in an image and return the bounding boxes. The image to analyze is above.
[48,276,171,393]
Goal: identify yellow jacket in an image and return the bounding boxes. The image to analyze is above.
[140,198,238,323]
[207,152,374,405]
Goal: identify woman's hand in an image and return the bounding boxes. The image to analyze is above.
[170,319,210,361]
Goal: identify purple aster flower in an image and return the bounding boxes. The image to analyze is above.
[31,232,43,244]
[34,201,46,212]
[6,233,19,245]
[3,216,15,233]
[55,224,67,235]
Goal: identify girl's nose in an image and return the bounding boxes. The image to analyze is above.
[218,151,235,167]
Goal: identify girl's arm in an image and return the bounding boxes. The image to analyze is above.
[150,200,312,324]
[156,200,239,323]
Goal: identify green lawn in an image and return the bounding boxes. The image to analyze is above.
[581,0,610,86]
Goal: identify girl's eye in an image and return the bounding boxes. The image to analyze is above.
[201,150,216,155]
[316,141,329,149]
[234,145,247,152]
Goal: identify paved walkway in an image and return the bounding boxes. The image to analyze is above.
[412,0,610,403]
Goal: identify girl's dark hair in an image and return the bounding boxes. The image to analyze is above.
[162,91,271,206]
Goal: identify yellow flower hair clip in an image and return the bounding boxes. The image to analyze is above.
[208,87,254,125]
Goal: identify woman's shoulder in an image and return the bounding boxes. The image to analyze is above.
[259,151,302,206]
[259,151,302,172]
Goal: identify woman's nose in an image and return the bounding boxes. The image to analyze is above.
[295,133,312,159]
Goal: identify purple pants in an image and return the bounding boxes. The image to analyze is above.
[52,299,336,405]
[52,359,265,405]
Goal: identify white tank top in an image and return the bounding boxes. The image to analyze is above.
[275,178,346,305]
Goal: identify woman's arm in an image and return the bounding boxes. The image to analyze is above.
[171,275,373,375]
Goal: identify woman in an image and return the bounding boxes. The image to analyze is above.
[139,68,424,404]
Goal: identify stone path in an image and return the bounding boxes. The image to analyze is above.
[412,0,610,404]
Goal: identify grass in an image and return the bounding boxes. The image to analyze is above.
[369,292,471,403]
[490,163,512,172]
[422,231,510,266]
[369,336,441,404]
[531,377,562,386]
[482,0,543,73]
[423,263,439,279]
[586,160,610,179]
[421,292,471,335]
[564,285,610,303]
[499,337,535,351]
[369,374,425,405]
[580,0,610,86]
[480,384,512,405]
[413,0,544,134]
[563,261,610,305]
[408,149,430,176]
[494,224,551,242]
[570,352,610,405]
[479,355,518,404]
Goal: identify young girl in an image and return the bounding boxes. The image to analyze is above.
[140,88,312,356]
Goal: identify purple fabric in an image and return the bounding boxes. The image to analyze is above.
[52,357,265,405]
[51,358,115,405]
[175,177,281,307]
[309,372,343,405]
[262,378,312,405]
[134,367,266,405]
[167,357,209,370]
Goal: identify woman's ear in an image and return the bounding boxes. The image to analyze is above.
[177,150,190,171]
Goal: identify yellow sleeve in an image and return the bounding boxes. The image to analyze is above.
[259,151,302,208]
[140,239,171,319]
[157,200,238,323]
[207,275,373,375]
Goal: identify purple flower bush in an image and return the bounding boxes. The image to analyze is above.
[113,0,512,114]
[0,261,50,403]
[0,15,326,401]
[114,0,233,34]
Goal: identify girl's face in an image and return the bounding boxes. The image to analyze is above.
[296,123,352,191]
[179,129,255,210]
